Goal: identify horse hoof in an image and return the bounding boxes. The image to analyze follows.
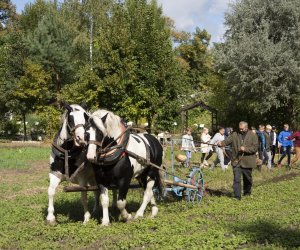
[46,219,57,225]
[134,214,143,220]
[127,214,133,222]
[101,221,110,226]
[151,207,158,218]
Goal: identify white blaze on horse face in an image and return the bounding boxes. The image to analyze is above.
[87,127,98,163]
[70,110,86,146]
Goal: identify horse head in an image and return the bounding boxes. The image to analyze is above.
[85,113,109,163]
[63,103,90,147]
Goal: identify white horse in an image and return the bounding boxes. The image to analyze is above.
[46,104,99,224]
[85,110,163,225]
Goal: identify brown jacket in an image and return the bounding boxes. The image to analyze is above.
[222,130,258,168]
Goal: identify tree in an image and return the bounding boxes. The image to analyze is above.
[0,0,16,31]
[214,0,300,128]
[125,0,182,130]
[176,28,211,91]
[11,60,51,140]
[26,8,79,100]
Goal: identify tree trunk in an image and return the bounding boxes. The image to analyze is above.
[23,112,27,141]
[146,116,152,134]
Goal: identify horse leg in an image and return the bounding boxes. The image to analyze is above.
[150,196,158,218]
[112,189,118,207]
[92,190,100,217]
[46,172,62,224]
[100,186,110,226]
[81,191,91,224]
[135,177,155,219]
[116,184,132,222]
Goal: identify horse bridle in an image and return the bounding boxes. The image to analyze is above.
[87,123,129,155]
[66,113,89,145]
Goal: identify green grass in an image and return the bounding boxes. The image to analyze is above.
[0,146,50,169]
[1,145,300,249]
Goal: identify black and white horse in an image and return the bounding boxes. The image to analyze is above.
[46,104,99,224]
[85,110,163,225]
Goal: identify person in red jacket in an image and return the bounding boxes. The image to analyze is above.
[287,129,300,166]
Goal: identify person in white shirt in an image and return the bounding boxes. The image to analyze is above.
[181,128,197,167]
[200,127,213,167]
[210,127,227,171]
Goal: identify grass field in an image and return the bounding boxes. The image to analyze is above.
[0,144,300,249]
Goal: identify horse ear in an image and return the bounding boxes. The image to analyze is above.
[80,101,88,110]
[101,113,108,124]
[63,102,73,113]
[84,112,89,121]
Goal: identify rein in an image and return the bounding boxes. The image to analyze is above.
[52,113,90,181]
[88,126,131,155]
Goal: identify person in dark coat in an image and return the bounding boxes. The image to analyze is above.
[224,127,233,165]
[270,126,277,165]
[219,121,258,200]
[256,125,269,170]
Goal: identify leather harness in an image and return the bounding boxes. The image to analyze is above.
[90,124,131,166]
[89,125,151,167]
[51,119,87,181]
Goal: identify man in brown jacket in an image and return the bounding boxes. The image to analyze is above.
[219,121,258,200]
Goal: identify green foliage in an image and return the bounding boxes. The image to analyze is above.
[0,0,217,136]
[214,0,300,128]
[13,60,51,113]
[26,8,79,94]
[0,0,17,30]
[0,119,19,138]
[36,105,61,139]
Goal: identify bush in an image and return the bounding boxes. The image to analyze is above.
[35,106,61,140]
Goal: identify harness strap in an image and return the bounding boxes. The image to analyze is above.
[69,161,86,182]
[69,124,85,134]
[133,134,151,164]
[52,142,70,180]
[88,140,102,147]
[101,127,130,152]
[124,149,189,183]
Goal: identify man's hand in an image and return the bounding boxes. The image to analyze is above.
[240,146,245,152]
[217,141,223,147]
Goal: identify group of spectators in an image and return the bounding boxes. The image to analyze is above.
[181,123,300,170]
[181,121,300,200]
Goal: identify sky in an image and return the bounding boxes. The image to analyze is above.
[12,0,232,43]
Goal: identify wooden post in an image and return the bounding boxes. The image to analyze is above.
[164,179,198,190]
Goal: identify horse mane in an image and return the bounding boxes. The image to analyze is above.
[92,109,122,138]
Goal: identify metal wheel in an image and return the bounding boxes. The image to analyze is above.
[185,167,204,204]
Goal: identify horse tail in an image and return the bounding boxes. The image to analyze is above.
[155,166,165,197]
[143,133,164,196]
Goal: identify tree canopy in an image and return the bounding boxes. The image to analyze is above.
[214,0,300,128]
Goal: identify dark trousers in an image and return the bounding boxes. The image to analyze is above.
[233,166,253,199]
[224,149,232,165]
[271,145,276,164]
[278,146,292,165]
[258,149,268,164]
